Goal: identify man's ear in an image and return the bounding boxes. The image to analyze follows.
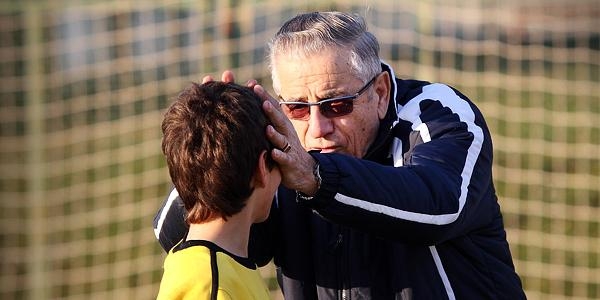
[374,72,391,119]
[252,150,269,188]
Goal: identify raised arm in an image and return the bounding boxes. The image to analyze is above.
[259,80,498,245]
[309,84,496,245]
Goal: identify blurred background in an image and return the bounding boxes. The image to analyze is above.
[0,0,598,299]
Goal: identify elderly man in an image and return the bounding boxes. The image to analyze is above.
[154,11,526,299]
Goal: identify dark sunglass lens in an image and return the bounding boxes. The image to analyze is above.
[283,103,310,119]
[322,99,353,118]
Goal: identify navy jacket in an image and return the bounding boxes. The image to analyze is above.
[153,62,526,299]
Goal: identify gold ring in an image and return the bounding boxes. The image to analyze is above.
[282,142,292,153]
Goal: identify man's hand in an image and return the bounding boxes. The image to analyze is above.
[201,70,258,88]
[200,72,320,196]
[254,85,319,196]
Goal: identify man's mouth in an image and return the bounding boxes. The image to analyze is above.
[314,147,337,153]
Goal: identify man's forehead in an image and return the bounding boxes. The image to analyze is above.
[275,59,358,94]
[275,47,354,72]
[278,74,358,100]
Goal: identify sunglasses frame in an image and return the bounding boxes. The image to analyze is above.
[278,73,380,120]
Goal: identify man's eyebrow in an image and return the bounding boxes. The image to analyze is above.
[279,88,347,102]
[278,95,308,102]
[316,88,348,100]
[318,92,341,100]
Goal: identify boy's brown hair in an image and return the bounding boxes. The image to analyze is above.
[161,81,273,224]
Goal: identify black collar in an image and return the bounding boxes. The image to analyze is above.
[363,62,398,162]
[173,239,257,269]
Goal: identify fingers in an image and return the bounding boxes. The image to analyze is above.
[201,75,214,84]
[202,70,260,88]
[201,70,235,84]
[221,70,235,83]
[255,84,281,113]
[265,123,315,193]
[257,85,292,140]
[266,125,289,154]
[263,104,288,135]
[245,79,258,88]
[257,89,315,192]
[281,142,292,153]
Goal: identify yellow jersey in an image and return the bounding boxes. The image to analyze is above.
[157,240,270,300]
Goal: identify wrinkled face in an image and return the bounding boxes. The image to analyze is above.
[273,48,390,158]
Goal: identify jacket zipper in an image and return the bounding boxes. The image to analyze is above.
[343,228,350,300]
[333,230,345,300]
[335,230,350,300]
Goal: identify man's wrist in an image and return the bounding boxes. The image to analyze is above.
[296,160,321,201]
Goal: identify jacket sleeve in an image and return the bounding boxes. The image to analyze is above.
[305,83,498,245]
[153,187,188,252]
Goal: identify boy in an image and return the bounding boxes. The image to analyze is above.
[157,81,279,299]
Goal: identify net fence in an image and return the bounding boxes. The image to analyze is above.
[0,0,598,299]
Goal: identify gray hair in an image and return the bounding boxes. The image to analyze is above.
[268,11,381,92]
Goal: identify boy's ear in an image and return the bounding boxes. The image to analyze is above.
[253,150,269,188]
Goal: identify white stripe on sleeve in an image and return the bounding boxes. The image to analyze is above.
[153,189,179,240]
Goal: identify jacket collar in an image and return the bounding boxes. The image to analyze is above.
[363,61,398,161]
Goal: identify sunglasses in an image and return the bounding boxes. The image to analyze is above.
[278,74,379,120]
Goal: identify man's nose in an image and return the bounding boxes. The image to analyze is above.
[307,106,334,138]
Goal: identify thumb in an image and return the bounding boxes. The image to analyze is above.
[254,84,279,108]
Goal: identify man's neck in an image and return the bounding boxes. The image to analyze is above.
[186,211,253,258]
